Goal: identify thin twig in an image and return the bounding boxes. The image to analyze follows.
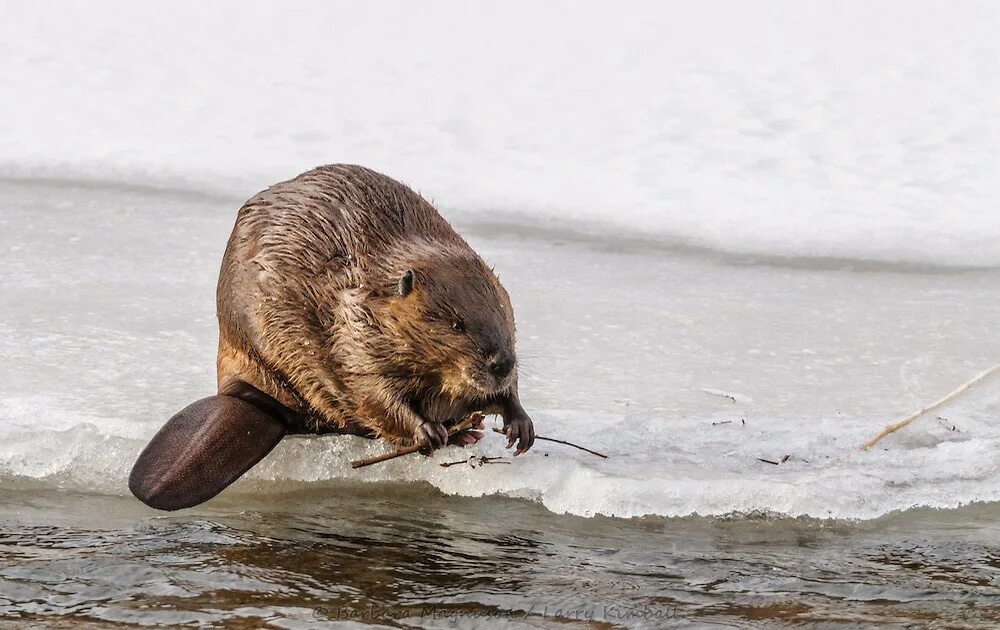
[351,412,484,468]
[702,388,751,403]
[936,416,958,432]
[490,427,609,459]
[473,456,510,467]
[702,388,737,403]
[859,364,1000,451]
[439,455,511,469]
[758,458,779,465]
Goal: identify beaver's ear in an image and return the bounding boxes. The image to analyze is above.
[398,269,415,297]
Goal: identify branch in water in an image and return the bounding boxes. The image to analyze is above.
[491,427,609,459]
[351,412,484,469]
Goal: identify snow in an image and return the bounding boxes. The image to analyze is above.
[1,2,999,519]
[1,1,999,266]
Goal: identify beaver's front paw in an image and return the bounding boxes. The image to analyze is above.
[504,413,535,455]
[414,420,448,455]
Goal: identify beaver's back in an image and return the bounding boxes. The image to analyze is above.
[214,164,480,418]
[226,165,461,276]
[219,164,468,337]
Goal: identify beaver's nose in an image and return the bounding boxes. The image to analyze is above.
[488,353,515,379]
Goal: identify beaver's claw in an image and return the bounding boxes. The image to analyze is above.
[504,414,535,455]
[415,420,448,455]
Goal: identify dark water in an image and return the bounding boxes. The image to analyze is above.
[1,484,998,628]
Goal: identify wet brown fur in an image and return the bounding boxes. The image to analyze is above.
[216,165,519,444]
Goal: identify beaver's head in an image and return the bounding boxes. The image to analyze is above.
[373,249,517,401]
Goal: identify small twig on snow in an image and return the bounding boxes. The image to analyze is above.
[490,427,608,459]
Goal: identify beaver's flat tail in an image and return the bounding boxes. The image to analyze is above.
[129,394,286,511]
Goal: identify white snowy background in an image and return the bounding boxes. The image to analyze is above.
[2,0,998,266]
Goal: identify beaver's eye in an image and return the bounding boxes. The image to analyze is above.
[451,320,465,333]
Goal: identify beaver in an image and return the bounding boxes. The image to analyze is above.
[129,164,534,510]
